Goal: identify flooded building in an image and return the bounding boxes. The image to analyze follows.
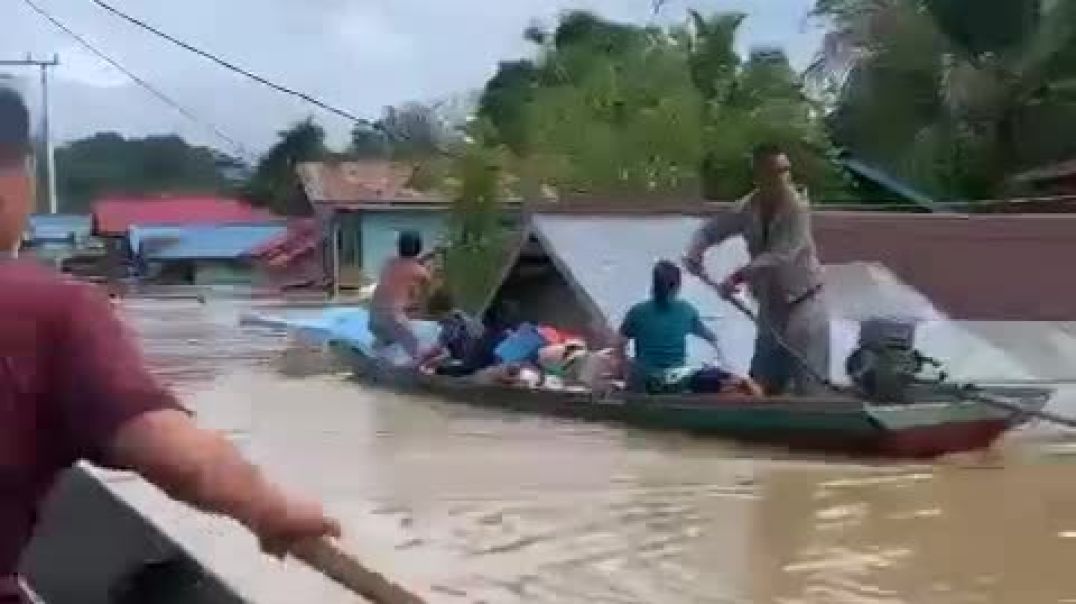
[248,218,330,291]
[92,196,274,280]
[128,223,286,285]
[1010,159,1076,196]
[21,213,106,275]
[296,160,452,292]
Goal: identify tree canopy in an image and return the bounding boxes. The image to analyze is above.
[473,10,847,202]
[54,133,243,213]
[812,0,1076,200]
[242,118,328,216]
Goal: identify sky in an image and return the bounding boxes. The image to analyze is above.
[3,0,822,158]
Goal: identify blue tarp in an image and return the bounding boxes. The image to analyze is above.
[130,224,286,260]
[241,307,439,366]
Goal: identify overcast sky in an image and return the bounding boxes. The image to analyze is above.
[3,0,821,159]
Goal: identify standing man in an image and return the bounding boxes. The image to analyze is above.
[684,143,830,395]
[0,88,339,602]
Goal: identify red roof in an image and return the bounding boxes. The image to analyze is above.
[250,218,322,266]
[93,196,275,236]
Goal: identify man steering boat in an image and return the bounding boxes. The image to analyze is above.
[684,143,830,396]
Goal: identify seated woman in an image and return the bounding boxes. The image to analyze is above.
[617,260,760,396]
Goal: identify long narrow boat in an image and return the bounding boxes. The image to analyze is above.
[330,342,1053,459]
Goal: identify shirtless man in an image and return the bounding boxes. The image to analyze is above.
[368,230,432,361]
[0,87,339,603]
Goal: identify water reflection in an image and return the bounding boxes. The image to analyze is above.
[119,296,1076,603]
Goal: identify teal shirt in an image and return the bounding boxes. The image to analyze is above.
[620,299,711,372]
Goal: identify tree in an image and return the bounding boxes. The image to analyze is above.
[472,10,845,201]
[812,0,1076,200]
[348,120,389,159]
[348,103,452,162]
[244,118,327,215]
[54,133,240,213]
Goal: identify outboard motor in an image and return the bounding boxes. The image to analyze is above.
[845,318,945,403]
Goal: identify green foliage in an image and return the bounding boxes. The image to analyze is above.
[477,60,540,154]
[243,118,327,215]
[54,133,241,213]
[442,145,511,312]
[347,103,451,162]
[473,9,846,202]
[814,0,1076,200]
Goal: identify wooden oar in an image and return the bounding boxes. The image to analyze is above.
[291,538,427,604]
[694,269,1076,430]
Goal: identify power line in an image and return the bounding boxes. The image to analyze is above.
[19,0,253,160]
[88,0,365,124]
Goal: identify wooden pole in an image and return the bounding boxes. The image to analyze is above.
[291,538,427,604]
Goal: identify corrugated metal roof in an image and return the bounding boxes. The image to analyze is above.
[296,160,444,207]
[93,197,275,236]
[837,158,941,211]
[1012,158,1076,183]
[520,214,1034,382]
[25,214,93,242]
[130,223,286,260]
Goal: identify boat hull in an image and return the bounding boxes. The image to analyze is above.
[330,343,1051,459]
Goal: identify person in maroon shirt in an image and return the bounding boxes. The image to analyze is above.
[0,89,340,601]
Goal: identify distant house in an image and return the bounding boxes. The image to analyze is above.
[128,223,286,285]
[21,214,105,274]
[91,196,275,280]
[296,161,453,292]
[1010,158,1076,196]
[296,160,523,293]
[248,218,330,290]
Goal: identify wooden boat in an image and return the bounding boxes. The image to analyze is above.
[330,342,1054,459]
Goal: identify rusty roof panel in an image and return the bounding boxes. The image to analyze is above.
[296,161,443,207]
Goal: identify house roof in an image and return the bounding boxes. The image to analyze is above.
[1011,158,1076,183]
[250,218,323,266]
[129,223,287,261]
[837,157,942,211]
[296,160,444,209]
[484,213,1033,382]
[93,197,275,236]
[25,214,93,242]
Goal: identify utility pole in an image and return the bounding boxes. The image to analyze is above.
[0,55,60,214]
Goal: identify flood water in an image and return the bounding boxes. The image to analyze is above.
[120,296,1076,603]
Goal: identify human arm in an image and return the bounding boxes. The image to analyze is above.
[52,284,339,556]
[614,307,638,367]
[689,306,730,368]
[684,203,748,277]
[107,410,340,556]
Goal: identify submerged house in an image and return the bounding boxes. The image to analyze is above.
[296,160,452,291]
[21,214,104,274]
[1010,159,1076,197]
[92,196,275,280]
[128,223,286,285]
[248,218,330,290]
[483,207,1076,384]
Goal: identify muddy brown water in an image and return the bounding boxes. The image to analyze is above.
[118,297,1076,603]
